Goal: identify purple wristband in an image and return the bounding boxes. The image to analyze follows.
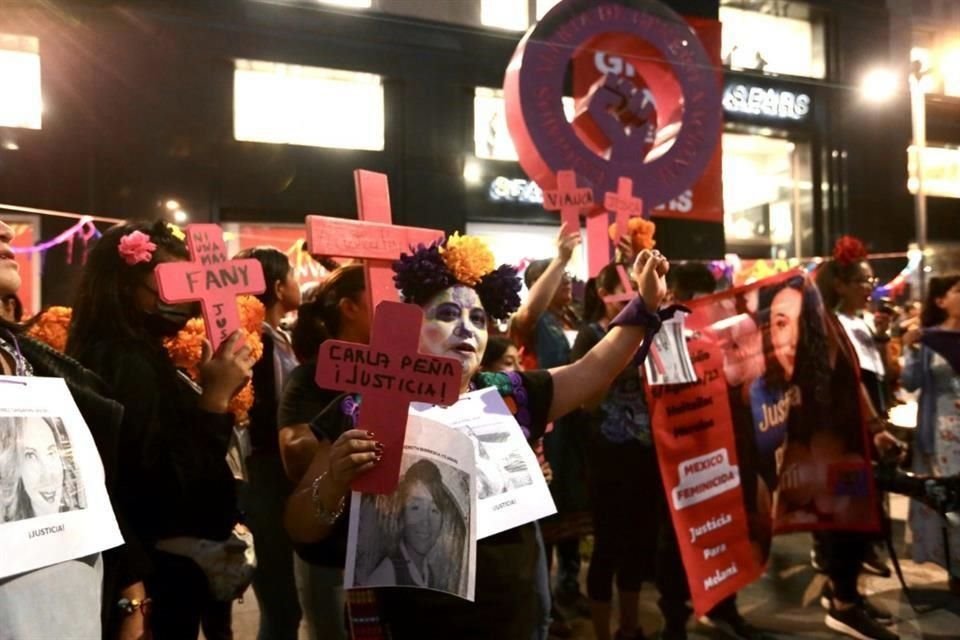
[609,298,690,366]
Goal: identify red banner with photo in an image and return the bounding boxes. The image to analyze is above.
[570,17,724,223]
[647,271,880,615]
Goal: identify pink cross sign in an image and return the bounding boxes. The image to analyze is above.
[306,170,444,310]
[604,176,644,240]
[316,301,462,494]
[542,169,594,231]
[584,177,644,277]
[155,224,266,353]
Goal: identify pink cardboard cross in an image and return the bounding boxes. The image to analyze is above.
[585,177,644,277]
[155,224,266,353]
[543,170,594,232]
[316,301,462,494]
[306,170,444,311]
[604,176,644,240]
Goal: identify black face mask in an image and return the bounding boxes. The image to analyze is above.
[142,301,199,338]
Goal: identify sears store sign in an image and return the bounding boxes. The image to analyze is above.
[722,81,812,124]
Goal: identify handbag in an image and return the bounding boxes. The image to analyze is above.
[155,523,256,601]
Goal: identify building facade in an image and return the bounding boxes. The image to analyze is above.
[0,0,914,307]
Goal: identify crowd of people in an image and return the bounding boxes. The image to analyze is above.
[1,215,959,640]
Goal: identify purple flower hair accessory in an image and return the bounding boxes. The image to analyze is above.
[475,264,522,321]
[393,242,457,306]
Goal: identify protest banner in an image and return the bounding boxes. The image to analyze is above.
[647,271,879,614]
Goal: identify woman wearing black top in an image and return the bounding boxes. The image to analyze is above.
[67,221,253,639]
[234,247,302,640]
[278,264,369,640]
[284,237,671,639]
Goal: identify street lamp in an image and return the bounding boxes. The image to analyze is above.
[859,65,928,298]
[860,68,899,103]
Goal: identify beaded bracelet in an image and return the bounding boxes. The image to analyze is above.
[311,472,346,526]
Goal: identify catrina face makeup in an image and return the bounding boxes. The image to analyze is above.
[420,286,489,388]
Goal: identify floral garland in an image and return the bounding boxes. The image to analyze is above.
[608,217,656,253]
[26,297,264,421]
[394,233,521,320]
[26,306,73,353]
[164,295,265,421]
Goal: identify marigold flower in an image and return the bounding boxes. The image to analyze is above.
[440,233,496,286]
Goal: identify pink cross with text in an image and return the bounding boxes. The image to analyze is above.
[306,170,445,311]
[604,176,644,241]
[583,177,644,277]
[155,224,266,353]
[543,170,594,232]
[316,301,461,494]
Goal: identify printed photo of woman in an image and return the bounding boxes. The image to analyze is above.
[354,457,470,597]
[0,416,86,523]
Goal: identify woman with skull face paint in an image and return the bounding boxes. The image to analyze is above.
[67,221,254,639]
[292,234,672,639]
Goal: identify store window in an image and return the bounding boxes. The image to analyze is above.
[474,87,575,161]
[315,0,371,7]
[481,0,528,31]
[536,0,562,19]
[0,34,42,130]
[912,29,960,97]
[719,2,825,79]
[723,132,813,259]
[233,60,384,151]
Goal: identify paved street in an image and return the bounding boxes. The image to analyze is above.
[228,497,960,639]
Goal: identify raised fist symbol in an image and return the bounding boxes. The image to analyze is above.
[577,73,659,163]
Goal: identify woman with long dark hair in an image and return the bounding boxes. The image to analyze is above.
[67,221,253,639]
[812,238,901,640]
[902,274,960,592]
[234,247,303,640]
[279,263,369,640]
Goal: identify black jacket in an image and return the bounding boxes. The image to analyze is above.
[19,335,145,637]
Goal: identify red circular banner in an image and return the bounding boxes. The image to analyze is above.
[504,0,722,210]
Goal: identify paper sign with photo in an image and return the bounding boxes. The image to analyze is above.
[411,387,557,539]
[0,376,123,579]
[345,414,477,601]
[644,314,698,386]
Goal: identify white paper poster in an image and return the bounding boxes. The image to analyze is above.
[645,315,698,386]
[837,314,886,376]
[412,387,557,539]
[345,415,477,601]
[0,376,123,579]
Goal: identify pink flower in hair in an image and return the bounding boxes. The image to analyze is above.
[118,230,157,266]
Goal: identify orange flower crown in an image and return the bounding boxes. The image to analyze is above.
[27,306,73,353]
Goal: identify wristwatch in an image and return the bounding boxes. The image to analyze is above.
[117,597,152,616]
